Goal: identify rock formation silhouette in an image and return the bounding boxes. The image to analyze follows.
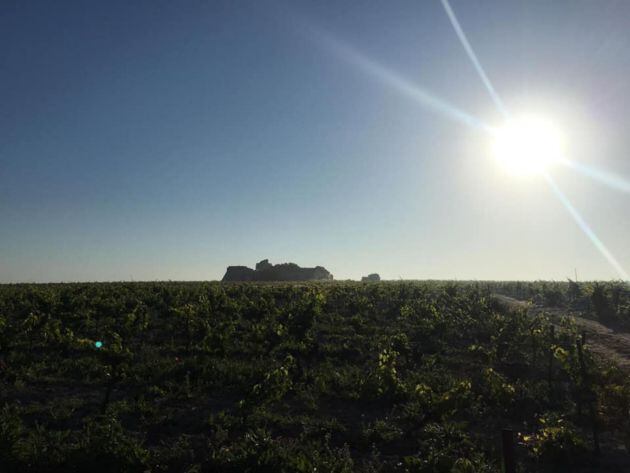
[222,259,333,281]
[361,273,381,282]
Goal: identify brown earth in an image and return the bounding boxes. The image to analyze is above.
[493,294,630,373]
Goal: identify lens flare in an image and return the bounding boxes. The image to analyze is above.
[543,173,629,280]
[306,28,492,132]
[491,117,564,175]
[301,11,628,280]
[440,0,509,118]
[560,159,630,194]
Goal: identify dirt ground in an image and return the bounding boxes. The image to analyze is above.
[492,294,630,471]
[493,294,630,373]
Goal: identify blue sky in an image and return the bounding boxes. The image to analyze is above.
[2,0,630,282]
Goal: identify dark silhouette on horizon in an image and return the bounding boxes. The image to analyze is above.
[222,259,334,281]
[362,273,381,282]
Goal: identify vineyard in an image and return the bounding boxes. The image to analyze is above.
[0,281,629,472]
[490,280,630,330]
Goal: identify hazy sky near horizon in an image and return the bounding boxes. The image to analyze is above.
[2,0,630,282]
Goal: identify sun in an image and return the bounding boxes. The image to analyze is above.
[491,116,564,175]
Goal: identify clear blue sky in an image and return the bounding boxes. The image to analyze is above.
[2,0,630,282]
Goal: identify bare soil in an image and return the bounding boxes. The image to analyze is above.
[493,294,630,373]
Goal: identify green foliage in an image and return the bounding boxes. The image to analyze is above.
[0,281,627,471]
[72,414,149,472]
[491,280,630,328]
[520,414,587,467]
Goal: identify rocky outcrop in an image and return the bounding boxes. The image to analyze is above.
[222,266,256,281]
[361,273,381,282]
[222,260,333,282]
[255,259,273,271]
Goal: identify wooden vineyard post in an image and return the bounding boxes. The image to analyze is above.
[576,332,585,418]
[576,331,600,456]
[530,325,537,366]
[547,325,555,393]
[101,368,116,414]
[501,429,516,473]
